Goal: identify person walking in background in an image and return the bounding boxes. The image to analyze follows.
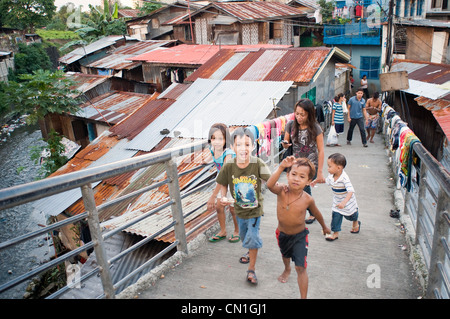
[281,98,325,224]
[365,92,382,144]
[205,123,240,243]
[360,75,369,99]
[328,93,346,147]
[346,88,369,147]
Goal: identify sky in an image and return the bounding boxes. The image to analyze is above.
[54,0,136,11]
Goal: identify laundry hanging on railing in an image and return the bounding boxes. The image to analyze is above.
[382,103,421,191]
[250,113,294,156]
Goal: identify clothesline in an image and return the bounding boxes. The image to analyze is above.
[245,113,295,157]
[382,102,421,192]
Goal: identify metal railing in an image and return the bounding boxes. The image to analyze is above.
[0,139,213,299]
[403,143,450,299]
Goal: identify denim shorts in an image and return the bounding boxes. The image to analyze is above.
[331,209,359,232]
[237,216,263,249]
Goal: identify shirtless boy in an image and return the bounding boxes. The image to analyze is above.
[267,156,331,298]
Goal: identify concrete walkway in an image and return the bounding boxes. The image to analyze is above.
[127,125,424,299]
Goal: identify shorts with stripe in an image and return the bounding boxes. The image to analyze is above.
[276,228,309,268]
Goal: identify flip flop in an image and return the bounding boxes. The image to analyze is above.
[208,234,226,242]
[228,235,240,243]
[246,270,258,285]
[325,233,339,241]
[239,251,250,264]
[351,221,361,234]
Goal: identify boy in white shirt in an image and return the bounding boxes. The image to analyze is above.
[323,153,360,241]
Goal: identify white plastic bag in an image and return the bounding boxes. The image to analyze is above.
[327,125,338,145]
[342,100,348,114]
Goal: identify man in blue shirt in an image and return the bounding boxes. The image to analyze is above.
[346,88,369,147]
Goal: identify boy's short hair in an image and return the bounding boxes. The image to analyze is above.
[230,127,255,146]
[356,87,364,93]
[328,153,347,168]
[287,158,316,181]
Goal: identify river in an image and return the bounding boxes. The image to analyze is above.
[0,124,54,299]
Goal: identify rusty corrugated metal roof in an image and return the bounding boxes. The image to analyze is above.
[118,9,141,18]
[130,44,291,65]
[66,73,111,96]
[214,1,306,20]
[408,63,450,85]
[77,91,155,125]
[415,96,450,141]
[84,40,176,70]
[165,1,306,25]
[187,47,332,83]
[110,99,175,140]
[432,107,450,141]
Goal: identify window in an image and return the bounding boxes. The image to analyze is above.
[404,0,409,17]
[410,0,416,16]
[395,0,401,16]
[416,0,424,15]
[360,56,380,79]
[301,87,316,105]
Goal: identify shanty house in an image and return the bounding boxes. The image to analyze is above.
[185,46,351,115]
[59,36,139,72]
[389,59,450,168]
[81,40,176,82]
[129,43,291,92]
[125,1,207,41]
[39,73,156,148]
[163,1,306,46]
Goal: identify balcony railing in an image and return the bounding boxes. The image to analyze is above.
[323,21,381,46]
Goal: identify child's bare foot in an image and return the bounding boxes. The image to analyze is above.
[278,269,291,283]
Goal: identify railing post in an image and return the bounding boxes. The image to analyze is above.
[81,184,115,299]
[426,188,449,299]
[415,164,427,245]
[270,127,278,168]
[165,159,188,254]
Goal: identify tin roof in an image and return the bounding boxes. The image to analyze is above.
[65,73,111,96]
[59,36,139,65]
[186,47,344,83]
[126,78,292,152]
[213,1,306,20]
[129,44,292,65]
[165,1,306,25]
[83,40,176,71]
[76,91,155,125]
[391,60,450,141]
[118,9,141,18]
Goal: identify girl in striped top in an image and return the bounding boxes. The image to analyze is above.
[330,93,345,146]
[324,153,360,241]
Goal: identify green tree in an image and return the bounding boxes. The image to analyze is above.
[10,43,53,81]
[318,0,336,23]
[1,69,81,124]
[0,0,56,32]
[137,1,162,16]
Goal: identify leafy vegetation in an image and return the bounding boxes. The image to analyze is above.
[30,129,69,178]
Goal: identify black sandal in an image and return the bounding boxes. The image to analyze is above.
[247,270,258,285]
[239,251,250,264]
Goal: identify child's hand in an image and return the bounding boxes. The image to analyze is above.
[206,197,216,211]
[337,202,346,209]
[280,155,295,169]
[322,226,331,235]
